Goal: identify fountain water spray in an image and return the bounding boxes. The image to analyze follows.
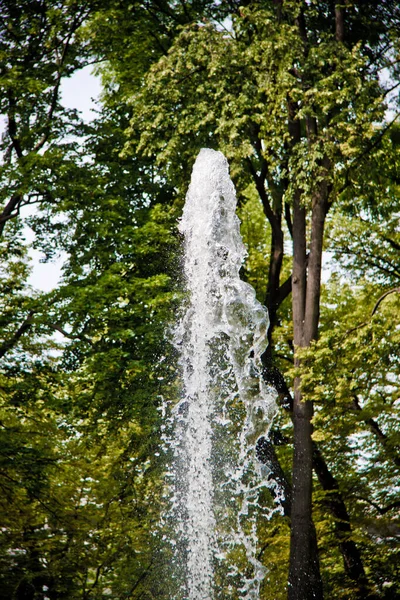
[167,149,277,599]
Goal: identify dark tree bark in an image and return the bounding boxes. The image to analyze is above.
[288,185,325,600]
[286,3,335,594]
[256,435,324,599]
[259,353,380,596]
[257,426,380,599]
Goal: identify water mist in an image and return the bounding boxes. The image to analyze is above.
[166,149,277,599]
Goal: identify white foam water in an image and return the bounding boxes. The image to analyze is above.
[168,149,277,599]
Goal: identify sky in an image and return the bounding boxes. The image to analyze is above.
[61,65,102,122]
[27,66,102,292]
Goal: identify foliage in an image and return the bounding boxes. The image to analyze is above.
[0,1,179,596]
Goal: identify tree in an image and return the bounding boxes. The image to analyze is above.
[0,2,179,595]
[0,0,98,234]
[119,1,400,597]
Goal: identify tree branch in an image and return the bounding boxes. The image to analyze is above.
[381,235,400,252]
[127,559,154,597]
[0,312,34,360]
[354,495,400,516]
[285,202,293,238]
[335,3,345,42]
[0,193,24,237]
[352,396,400,467]
[47,323,92,343]
[276,274,292,307]
[33,8,89,153]
[246,158,279,232]
[7,91,24,159]
[371,287,400,316]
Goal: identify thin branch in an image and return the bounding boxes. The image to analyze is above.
[0,15,21,44]
[285,202,293,238]
[274,352,294,364]
[368,42,395,72]
[345,288,400,336]
[33,11,86,153]
[345,320,368,336]
[381,235,400,252]
[0,193,46,237]
[127,560,154,597]
[7,91,24,159]
[354,495,400,516]
[47,323,91,343]
[277,274,292,307]
[0,193,23,230]
[256,436,292,517]
[382,80,400,100]
[335,246,400,279]
[0,312,34,360]
[351,396,400,467]
[246,158,279,234]
[371,287,400,316]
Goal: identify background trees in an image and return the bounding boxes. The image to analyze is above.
[0,1,176,597]
[0,1,399,598]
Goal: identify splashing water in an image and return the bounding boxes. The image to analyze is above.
[167,149,277,599]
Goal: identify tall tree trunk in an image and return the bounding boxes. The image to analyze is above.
[260,344,373,593]
[288,185,324,599]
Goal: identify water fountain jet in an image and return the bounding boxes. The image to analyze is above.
[167,148,277,599]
